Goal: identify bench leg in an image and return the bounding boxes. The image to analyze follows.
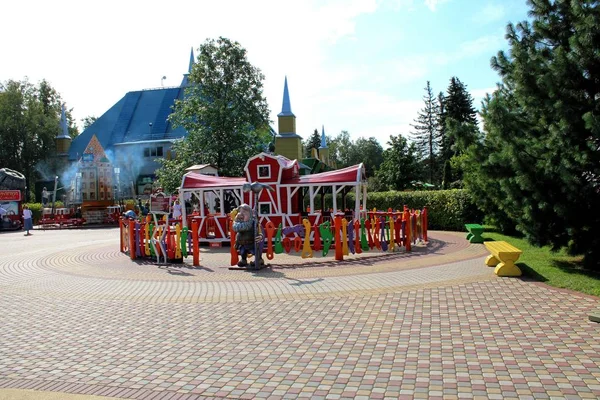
[466,233,473,241]
[469,232,484,244]
[494,260,522,277]
[485,254,499,267]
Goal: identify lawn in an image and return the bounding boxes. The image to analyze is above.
[483,230,600,298]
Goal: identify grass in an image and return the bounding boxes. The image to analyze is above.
[482,229,600,297]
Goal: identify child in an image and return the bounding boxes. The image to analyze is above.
[22,205,33,236]
[232,204,263,268]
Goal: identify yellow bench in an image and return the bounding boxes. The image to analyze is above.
[484,241,523,277]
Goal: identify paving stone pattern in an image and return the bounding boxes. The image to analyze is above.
[0,228,598,400]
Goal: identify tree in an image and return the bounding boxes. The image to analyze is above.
[439,77,477,161]
[466,0,600,268]
[352,137,383,177]
[305,128,321,157]
[157,37,272,191]
[328,130,354,168]
[375,134,420,191]
[0,79,66,200]
[82,116,98,130]
[411,81,440,184]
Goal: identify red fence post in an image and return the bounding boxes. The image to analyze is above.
[191,217,200,267]
[334,213,344,261]
[128,219,136,260]
[422,207,428,242]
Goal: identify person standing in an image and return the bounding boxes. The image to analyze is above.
[172,199,182,220]
[23,205,33,236]
[42,187,49,207]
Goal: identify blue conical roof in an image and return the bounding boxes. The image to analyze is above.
[277,76,295,117]
[181,47,194,87]
[56,104,71,140]
[319,125,327,149]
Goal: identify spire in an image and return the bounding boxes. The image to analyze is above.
[277,76,295,117]
[319,125,327,149]
[188,47,194,73]
[56,104,70,139]
[181,47,194,87]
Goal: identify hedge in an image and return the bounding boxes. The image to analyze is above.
[304,189,482,231]
[350,189,483,231]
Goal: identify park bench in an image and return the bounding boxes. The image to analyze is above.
[484,241,523,277]
[465,223,484,243]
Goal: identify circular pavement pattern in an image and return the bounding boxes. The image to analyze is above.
[0,227,598,400]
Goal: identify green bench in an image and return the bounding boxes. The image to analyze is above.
[465,223,484,243]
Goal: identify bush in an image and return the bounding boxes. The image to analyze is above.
[351,189,483,231]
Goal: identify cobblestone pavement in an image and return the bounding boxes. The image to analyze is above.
[0,228,598,400]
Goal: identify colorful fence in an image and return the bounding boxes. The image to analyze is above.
[119,207,428,266]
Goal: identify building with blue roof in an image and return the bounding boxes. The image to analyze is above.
[67,50,193,197]
[62,49,333,200]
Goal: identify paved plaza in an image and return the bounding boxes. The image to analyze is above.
[0,227,598,400]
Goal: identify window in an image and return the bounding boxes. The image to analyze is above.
[258,165,271,179]
[259,202,271,215]
[144,146,164,157]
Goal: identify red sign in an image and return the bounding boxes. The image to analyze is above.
[0,190,21,201]
[150,192,170,214]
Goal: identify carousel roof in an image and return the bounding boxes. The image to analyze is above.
[181,163,365,190]
[281,163,365,185]
[180,173,246,190]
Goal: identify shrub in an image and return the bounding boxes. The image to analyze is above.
[350,189,483,231]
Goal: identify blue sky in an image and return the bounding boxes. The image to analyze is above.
[1,0,530,147]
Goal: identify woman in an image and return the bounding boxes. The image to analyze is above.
[22,204,33,236]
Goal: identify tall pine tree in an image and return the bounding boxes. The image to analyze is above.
[411,81,440,184]
[467,0,600,268]
[439,77,478,187]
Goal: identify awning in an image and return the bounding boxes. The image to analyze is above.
[281,164,365,185]
[180,173,246,190]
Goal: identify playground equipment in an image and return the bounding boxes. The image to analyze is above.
[38,207,86,229]
[0,168,25,231]
[119,206,428,267]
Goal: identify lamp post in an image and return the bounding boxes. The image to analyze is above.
[242,182,274,269]
[75,172,82,203]
[51,175,59,213]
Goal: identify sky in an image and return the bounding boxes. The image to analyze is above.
[1,0,531,147]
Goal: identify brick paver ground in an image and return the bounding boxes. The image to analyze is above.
[0,227,598,400]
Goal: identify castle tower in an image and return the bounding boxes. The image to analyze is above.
[180,47,194,87]
[274,77,302,161]
[55,104,72,155]
[318,125,329,166]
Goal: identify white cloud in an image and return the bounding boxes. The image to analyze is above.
[472,3,506,25]
[423,0,450,12]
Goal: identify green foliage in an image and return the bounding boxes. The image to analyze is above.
[439,77,478,169]
[158,37,271,191]
[353,137,383,177]
[305,129,321,157]
[0,79,75,200]
[465,0,600,269]
[81,115,98,130]
[411,81,440,184]
[326,131,383,177]
[360,189,482,231]
[376,134,421,191]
